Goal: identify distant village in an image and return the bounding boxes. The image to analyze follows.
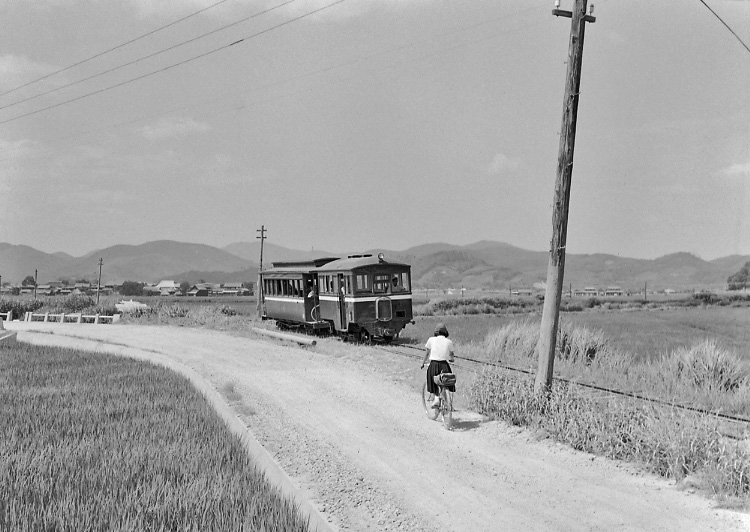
[0,279,253,297]
[0,279,690,298]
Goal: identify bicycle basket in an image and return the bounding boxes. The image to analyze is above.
[433,373,456,387]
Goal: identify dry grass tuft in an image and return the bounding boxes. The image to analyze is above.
[468,366,750,500]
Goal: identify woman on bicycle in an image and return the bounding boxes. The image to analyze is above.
[421,323,455,407]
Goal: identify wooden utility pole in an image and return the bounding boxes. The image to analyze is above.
[34,269,38,299]
[255,225,267,319]
[535,0,595,395]
[96,258,103,304]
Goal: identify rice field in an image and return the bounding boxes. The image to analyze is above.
[0,342,310,532]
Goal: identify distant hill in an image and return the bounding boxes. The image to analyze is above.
[222,242,337,264]
[0,241,251,284]
[0,239,746,291]
[403,245,746,292]
[0,244,74,283]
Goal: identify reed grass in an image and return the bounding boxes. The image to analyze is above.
[478,321,750,416]
[0,342,310,531]
[469,323,750,502]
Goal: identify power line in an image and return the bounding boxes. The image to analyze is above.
[0,0,347,127]
[697,0,750,55]
[0,2,551,161]
[0,0,300,113]
[0,0,235,99]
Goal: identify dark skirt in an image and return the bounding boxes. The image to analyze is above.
[426,360,455,395]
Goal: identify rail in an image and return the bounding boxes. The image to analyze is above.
[0,311,11,321]
[24,312,121,324]
[251,327,317,346]
[375,343,750,435]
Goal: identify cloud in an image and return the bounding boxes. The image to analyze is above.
[140,116,210,140]
[127,0,429,22]
[487,152,521,175]
[721,161,750,177]
[0,137,33,161]
[0,54,55,91]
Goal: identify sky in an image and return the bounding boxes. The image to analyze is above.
[0,0,749,260]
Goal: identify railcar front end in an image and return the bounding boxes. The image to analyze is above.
[315,253,413,342]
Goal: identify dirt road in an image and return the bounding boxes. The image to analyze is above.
[7,322,750,532]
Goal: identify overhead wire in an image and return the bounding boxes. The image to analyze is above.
[0,0,300,113]
[0,0,347,127]
[0,2,550,159]
[0,0,235,98]
[697,0,750,55]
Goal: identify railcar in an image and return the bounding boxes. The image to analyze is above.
[259,253,413,342]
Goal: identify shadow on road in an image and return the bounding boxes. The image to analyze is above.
[449,415,484,432]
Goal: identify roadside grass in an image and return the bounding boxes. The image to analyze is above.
[466,321,750,504]
[119,300,252,331]
[0,342,310,532]
[469,367,750,503]
[471,320,750,416]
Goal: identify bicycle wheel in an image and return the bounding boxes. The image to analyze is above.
[422,382,439,420]
[440,390,453,430]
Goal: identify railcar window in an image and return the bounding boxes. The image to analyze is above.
[391,272,410,293]
[373,274,389,293]
[355,274,370,293]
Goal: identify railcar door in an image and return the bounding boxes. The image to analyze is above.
[337,274,347,331]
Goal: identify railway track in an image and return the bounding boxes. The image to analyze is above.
[263,328,749,438]
[373,342,750,439]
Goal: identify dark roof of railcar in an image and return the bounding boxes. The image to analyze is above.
[263,257,339,274]
[270,257,339,269]
[263,254,410,274]
[316,254,410,272]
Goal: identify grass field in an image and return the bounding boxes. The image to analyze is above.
[0,342,310,532]
[402,306,750,364]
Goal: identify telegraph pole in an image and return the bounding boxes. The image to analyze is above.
[256,225,267,319]
[535,0,596,395]
[97,258,103,304]
[34,269,38,299]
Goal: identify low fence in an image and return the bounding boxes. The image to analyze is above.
[24,312,121,324]
[0,311,11,321]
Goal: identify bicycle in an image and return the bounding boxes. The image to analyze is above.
[421,372,455,430]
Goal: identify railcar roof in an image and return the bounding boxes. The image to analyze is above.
[263,257,339,274]
[316,255,410,271]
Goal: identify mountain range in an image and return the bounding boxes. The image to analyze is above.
[0,240,745,291]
